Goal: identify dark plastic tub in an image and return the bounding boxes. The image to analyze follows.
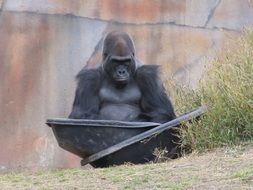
[46,107,205,168]
[82,107,205,167]
[46,119,160,158]
[86,128,180,168]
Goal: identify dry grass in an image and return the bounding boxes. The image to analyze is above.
[0,145,253,190]
[166,31,253,152]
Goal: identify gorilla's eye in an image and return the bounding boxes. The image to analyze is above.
[123,61,130,67]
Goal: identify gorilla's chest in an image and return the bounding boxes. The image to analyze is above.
[98,82,142,121]
[99,82,141,104]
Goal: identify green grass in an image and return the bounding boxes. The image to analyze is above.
[226,164,253,186]
[166,31,253,152]
[228,166,253,181]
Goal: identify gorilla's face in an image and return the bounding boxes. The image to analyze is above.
[113,63,130,84]
[102,31,136,86]
[104,56,135,85]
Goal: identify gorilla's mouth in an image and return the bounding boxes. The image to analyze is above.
[115,77,128,82]
[116,76,128,81]
[113,72,129,83]
[114,77,129,85]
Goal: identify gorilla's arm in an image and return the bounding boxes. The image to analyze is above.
[136,65,176,123]
[68,68,102,119]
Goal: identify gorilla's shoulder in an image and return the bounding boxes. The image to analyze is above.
[135,65,159,80]
[76,67,102,81]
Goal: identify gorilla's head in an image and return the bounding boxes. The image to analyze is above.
[102,31,136,86]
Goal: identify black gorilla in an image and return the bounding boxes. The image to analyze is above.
[69,31,176,123]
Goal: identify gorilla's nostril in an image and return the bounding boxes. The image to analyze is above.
[118,70,125,75]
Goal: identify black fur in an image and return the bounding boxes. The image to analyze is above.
[68,68,102,119]
[135,65,176,123]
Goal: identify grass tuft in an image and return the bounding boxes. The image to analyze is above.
[166,30,253,152]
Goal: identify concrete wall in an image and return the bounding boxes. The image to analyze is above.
[0,0,252,170]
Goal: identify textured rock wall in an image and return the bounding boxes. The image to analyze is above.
[0,0,252,170]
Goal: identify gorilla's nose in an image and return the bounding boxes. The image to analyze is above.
[118,70,126,75]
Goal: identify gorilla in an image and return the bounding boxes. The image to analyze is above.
[69,31,176,123]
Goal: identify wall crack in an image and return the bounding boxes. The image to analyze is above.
[204,0,221,27]
[2,9,240,33]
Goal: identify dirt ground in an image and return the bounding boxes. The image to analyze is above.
[0,145,253,190]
